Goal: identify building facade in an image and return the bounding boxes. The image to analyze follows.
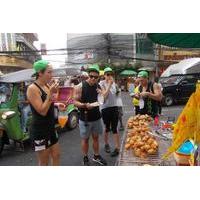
[0,33,41,74]
[157,46,200,75]
[136,33,156,68]
[66,33,136,68]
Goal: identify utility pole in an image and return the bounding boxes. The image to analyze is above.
[104,33,111,65]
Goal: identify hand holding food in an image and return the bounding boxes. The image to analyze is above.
[134,93,140,99]
[140,92,149,98]
[49,80,59,95]
[57,103,66,111]
[86,103,94,110]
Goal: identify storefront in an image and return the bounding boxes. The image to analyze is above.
[0,55,32,74]
[158,48,200,76]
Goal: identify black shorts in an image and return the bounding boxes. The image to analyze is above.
[32,132,58,152]
[118,106,123,118]
[135,106,140,115]
[102,106,119,134]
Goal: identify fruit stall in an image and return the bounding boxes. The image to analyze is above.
[117,114,175,166]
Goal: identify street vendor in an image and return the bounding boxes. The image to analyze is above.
[135,71,163,118]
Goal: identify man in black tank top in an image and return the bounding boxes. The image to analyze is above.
[136,71,163,118]
[74,64,107,166]
[27,60,65,166]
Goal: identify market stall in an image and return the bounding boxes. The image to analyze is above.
[163,81,200,165]
[117,114,175,166]
[147,34,200,166]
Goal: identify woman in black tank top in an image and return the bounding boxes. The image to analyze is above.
[27,60,65,166]
[30,82,55,140]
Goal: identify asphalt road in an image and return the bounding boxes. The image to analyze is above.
[0,92,184,166]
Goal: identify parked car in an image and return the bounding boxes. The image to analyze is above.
[160,74,200,106]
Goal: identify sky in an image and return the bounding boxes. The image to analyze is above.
[34,33,67,68]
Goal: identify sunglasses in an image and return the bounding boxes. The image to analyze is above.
[89,75,99,79]
[106,73,113,76]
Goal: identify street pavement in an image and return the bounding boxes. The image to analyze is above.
[0,92,184,166]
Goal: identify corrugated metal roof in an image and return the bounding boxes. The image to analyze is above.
[0,69,34,83]
[0,67,81,83]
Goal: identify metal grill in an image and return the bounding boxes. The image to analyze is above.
[117,128,175,166]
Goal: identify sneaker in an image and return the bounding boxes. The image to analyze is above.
[83,156,90,166]
[93,155,107,166]
[111,148,119,157]
[104,144,111,153]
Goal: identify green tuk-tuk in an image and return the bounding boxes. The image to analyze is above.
[0,68,79,155]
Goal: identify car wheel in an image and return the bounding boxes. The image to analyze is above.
[67,111,78,130]
[164,94,174,106]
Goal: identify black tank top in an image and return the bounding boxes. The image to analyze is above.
[30,82,55,139]
[79,81,101,122]
[139,81,159,118]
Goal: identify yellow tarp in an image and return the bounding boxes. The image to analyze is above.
[164,81,200,158]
